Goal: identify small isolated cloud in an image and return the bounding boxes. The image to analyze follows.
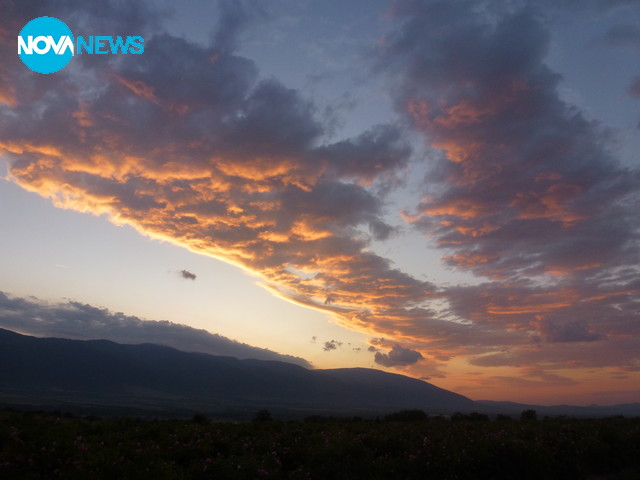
[323,339,342,351]
[180,269,197,281]
[367,345,378,352]
[374,344,423,367]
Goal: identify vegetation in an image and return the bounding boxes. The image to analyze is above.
[1,409,639,479]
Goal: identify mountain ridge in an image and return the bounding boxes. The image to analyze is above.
[0,328,472,417]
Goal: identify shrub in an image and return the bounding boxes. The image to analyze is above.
[495,414,512,421]
[192,413,209,424]
[384,409,429,422]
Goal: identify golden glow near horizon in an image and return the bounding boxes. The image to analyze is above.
[1,0,639,405]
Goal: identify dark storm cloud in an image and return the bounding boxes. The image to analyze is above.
[374,344,423,367]
[180,270,197,281]
[0,291,311,367]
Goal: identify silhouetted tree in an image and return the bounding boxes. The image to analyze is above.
[520,409,537,421]
[192,413,208,424]
[253,409,272,422]
[468,411,490,422]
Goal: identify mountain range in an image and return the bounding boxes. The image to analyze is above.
[0,328,637,419]
[0,328,472,418]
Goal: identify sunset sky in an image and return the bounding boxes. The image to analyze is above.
[1,0,639,406]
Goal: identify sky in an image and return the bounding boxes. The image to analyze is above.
[0,0,639,406]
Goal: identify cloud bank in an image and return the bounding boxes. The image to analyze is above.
[0,291,311,367]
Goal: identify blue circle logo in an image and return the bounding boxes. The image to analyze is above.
[18,17,74,74]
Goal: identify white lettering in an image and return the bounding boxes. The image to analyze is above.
[18,35,74,55]
[53,36,74,55]
[17,36,31,54]
[32,36,49,54]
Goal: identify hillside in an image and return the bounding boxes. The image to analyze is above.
[0,328,473,417]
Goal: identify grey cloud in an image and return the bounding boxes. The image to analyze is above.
[374,344,423,367]
[0,291,311,367]
[220,78,323,157]
[315,124,411,183]
[180,269,197,281]
[469,335,640,370]
[368,218,395,241]
[538,319,603,343]
[444,279,639,369]
[323,339,342,351]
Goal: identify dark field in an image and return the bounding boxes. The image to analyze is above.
[1,409,639,479]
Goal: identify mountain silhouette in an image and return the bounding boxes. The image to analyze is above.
[0,328,473,417]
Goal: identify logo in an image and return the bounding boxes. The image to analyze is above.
[18,16,144,74]
[18,17,74,74]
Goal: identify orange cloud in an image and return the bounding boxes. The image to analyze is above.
[115,75,161,105]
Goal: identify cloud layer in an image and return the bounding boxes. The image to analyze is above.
[0,291,311,367]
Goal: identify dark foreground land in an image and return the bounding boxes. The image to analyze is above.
[1,409,639,479]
